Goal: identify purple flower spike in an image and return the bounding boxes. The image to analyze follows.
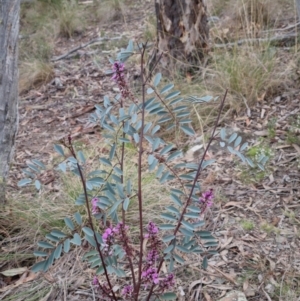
[122,284,133,297]
[102,227,114,243]
[91,197,100,214]
[92,276,99,286]
[111,61,125,82]
[160,273,175,290]
[142,267,159,285]
[147,221,159,236]
[199,189,214,211]
[110,61,130,99]
[146,249,159,264]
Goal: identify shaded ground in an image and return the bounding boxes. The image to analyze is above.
[1,1,300,300]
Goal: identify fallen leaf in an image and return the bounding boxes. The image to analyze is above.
[203,290,213,301]
[0,267,28,277]
[223,201,244,209]
[292,143,300,154]
[0,272,38,293]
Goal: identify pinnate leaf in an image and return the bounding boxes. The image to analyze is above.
[160,83,174,94]
[32,159,46,169]
[33,251,48,257]
[71,233,81,246]
[31,260,47,272]
[18,178,32,187]
[160,144,174,155]
[51,229,67,238]
[82,227,94,237]
[202,256,208,270]
[74,212,82,225]
[228,132,238,144]
[64,239,70,253]
[161,292,177,300]
[64,217,75,231]
[54,144,64,156]
[35,180,41,190]
[54,244,63,259]
[161,213,177,222]
[159,224,176,230]
[153,72,162,87]
[180,126,195,136]
[38,241,54,249]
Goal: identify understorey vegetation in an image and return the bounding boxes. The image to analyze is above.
[17,42,269,300]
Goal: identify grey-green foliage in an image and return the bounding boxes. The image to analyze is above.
[18,41,264,294]
[219,128,269,170]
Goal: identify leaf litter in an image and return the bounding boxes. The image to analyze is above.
[1,0,300,300]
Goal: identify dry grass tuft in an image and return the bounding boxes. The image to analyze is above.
[93,0,126,24]
[18,0,88,93]
[54,1,86,38]
[143,15,157,42]
[168,0,295,116]
[235,0,276,31]
[209,0,286,42]
[206,45,284,110]
[19,60,54,94]
[0,140,173,300]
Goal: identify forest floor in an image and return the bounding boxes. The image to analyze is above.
[1,0,300,300]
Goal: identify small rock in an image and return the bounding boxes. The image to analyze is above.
[265,283,275,294]
[218,290,248,301]
[275,235,286,243]
[244,287,256,297]
[274,96,281,103]
[184,144,203,162]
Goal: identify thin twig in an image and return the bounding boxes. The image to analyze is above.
[213,32,298,48]
[145,89,228,301]
[261,21,300,32]
[67,137,118,301]
[135,42,148,300]
[120,78,137,290]
[51,36,122,61]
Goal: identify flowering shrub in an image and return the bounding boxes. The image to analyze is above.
[18,41,256,300]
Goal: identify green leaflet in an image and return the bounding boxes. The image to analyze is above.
[160,292,177,300]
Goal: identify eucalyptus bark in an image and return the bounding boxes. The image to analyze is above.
[152,0,209,73]
[297,0,300,21]
[0,0,20,204]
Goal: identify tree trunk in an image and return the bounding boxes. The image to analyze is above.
[0,0,20,204]
[296,0,300,21]
[152,0,209,74]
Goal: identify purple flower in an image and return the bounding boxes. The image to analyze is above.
[113,61,125,72]
[110,61,130,99]
[199,189,214,208]
[147,221,159,236]
[142,267,159,285]
[102,227,114,243]
[111,62,125,82]
[160,273,175,290]
[91,197,99,215]
[92,276,99,286]
[146,249,159,264]
[122,284,133,297]
[113,222,129,234]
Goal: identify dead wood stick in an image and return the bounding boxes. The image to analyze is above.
[261,21,300,33]
[51,36,123,62]
[213,32,299,48]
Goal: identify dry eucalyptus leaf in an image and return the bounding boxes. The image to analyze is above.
[0,267,28,277]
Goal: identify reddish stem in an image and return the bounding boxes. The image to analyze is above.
[145,89,228,301]
[67,140,118,301]
[134,43,148,300]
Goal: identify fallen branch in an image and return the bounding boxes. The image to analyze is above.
[213,32,299,48]
[261,21,300,33]
[51,36,123,61]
